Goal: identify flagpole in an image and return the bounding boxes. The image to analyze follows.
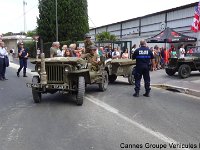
[55,0,58,41]
[23,0,27,33]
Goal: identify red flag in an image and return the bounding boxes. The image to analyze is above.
[191,3,200,32]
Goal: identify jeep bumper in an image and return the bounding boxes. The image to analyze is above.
[26,83,69,90]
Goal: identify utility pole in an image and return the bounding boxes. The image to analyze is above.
[23,0,27,33]
[55,0,58,41]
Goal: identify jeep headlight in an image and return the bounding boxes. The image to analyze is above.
[37,66,41,71]
[65,67,70,72]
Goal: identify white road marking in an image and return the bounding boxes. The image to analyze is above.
[9,62,36,75]
[86,95,190,150]
[7,127,22,142]
[10,62,191,150]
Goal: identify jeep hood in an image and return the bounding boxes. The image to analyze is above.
[31,57,86,64]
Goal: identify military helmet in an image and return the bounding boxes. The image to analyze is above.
[89,45,97,50]
[84,33,91,38]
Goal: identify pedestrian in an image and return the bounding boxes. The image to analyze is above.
[132,40,154,97]
[179,44,185,58]
[9,48,14,62]
[17,42,29,77]
[0,42,9,80]
[112,48,120,59]
[61,45,68,57]
[131,44,137,54]
[122,49,129,59]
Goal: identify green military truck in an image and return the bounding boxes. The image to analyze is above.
[165,46,200,78]
[26,53,108,106]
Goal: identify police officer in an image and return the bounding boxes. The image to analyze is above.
[82,45,101,71]
[132,40,154,97]
[17,42,29,77]
[84,33,93,54]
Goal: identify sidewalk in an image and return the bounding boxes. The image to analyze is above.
[118,69,200,97]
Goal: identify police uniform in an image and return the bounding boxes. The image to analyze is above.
[17,45,28,77]
[132,46,154,97]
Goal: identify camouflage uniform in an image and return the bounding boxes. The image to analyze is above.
[82,45,102,71]
[84,40,93,53]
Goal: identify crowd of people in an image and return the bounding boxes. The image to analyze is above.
[145,44,193,71]
[49,42,131,60]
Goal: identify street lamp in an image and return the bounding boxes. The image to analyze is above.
[56,0,58,41]
[33,36,40,59]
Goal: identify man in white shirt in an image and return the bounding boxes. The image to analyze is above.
[112,48,120,59]
[179,44,185,58]
[0,42,8,80]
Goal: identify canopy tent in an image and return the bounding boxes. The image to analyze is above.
[146,27,197,43]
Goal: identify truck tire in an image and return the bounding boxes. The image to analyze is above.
[165,68,176,76]
[178,64,191,78]
[32,76,42,103]
[76,76,85,106]
[128,67,135,85]
[99,71,108,91]
[108,74,117,83]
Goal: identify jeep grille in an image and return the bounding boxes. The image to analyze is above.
[46,64,64,83]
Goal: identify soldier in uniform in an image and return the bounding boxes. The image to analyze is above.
[82,45,101,71]
[84,33,93,54]
[132,40,154,97]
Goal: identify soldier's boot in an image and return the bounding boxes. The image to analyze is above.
[17,72,20,77]
[23,72,28,77]
[133,91,139,97]
[143,91,150,97]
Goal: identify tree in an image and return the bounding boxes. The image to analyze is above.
[26,29,37,37]
[3,32,13,36]
[37,0,89,43]
[96,31,117,42]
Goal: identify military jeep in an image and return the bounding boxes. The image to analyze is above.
[165,46,200,78]
[105,59,136,84]
[26,53,108,105]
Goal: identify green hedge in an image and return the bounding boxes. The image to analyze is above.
[24,41,36,58]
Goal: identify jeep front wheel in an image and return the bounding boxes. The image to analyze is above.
[76,76,85,106]
[32,76,42,103]
[99,71,108,91]
[178,64,191,78]
[128,67,135,85]
[165,68,176,76]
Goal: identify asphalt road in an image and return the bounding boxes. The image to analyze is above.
[0,64,200,150]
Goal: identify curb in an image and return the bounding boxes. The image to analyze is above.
[151,84,200,97]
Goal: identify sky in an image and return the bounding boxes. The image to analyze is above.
[0,0,198,34]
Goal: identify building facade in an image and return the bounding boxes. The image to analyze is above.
[89,2,200,48]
